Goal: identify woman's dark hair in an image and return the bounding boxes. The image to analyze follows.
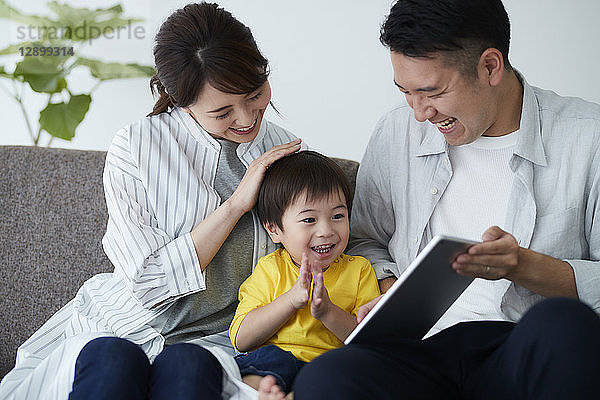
[257,151,353,231]
[148,2,269,116]
[380,0,512,77]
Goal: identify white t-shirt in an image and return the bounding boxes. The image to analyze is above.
[427,130,518,336]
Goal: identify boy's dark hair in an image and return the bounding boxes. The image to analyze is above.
[257,151,352,231]
[380,0,512,78]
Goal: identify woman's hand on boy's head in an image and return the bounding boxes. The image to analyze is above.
[229,139,301,213]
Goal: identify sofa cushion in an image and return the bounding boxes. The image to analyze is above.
[0,146,113,377]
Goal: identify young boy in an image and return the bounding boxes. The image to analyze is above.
[228,151,380,399]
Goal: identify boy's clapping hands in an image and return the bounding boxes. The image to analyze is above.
[287,252,334,321]
[310,268,332,320]
[287,253,312,309]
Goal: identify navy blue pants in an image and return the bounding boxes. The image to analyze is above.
[69,340,223,400]
[293,298,600,400]
[235,344,306,392]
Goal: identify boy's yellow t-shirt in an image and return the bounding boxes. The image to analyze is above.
[229,248,381,362]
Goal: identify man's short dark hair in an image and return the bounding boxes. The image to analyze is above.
[257,151,352,231]
[380,0,512,77]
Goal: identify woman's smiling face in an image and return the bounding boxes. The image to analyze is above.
[185,81,272,143]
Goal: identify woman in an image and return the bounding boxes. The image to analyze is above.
[0,3,302,399]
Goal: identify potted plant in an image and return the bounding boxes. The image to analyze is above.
[0,0,155,146]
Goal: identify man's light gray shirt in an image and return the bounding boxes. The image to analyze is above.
[349,75,600,320]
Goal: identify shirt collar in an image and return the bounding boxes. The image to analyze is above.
[513,71,547,166]
[415,124,447,157]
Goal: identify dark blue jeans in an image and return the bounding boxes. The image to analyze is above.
[69,339,223,400]
[293,298,600,400]
[235,344,306,393]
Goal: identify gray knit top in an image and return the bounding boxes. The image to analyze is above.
[154,139,254,344]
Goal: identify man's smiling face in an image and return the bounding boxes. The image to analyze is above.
[390,51,500,146]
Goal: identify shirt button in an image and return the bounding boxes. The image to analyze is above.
[261,244,267,250]
[430,187,438,195]
[414,236,419,243]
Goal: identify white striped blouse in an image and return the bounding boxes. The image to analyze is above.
[0,108,300,398]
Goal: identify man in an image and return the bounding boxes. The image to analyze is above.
[292,0,600,399]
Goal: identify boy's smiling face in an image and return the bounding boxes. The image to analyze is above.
[264,189,349,269]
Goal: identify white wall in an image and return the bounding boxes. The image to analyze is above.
[1,0,599,162]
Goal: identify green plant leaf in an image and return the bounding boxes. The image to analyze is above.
[0,43,24,55]
[0,65,12,78]
[39,93,91,140]
[65,17,143,41]
[45,2,142,42]
[14,55,68,92]
[46,1,122,24]
[0,0,58,27]
[76,57,154,80]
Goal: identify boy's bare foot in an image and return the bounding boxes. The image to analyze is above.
[258,375,287,400]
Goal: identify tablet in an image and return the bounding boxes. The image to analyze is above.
[345,235,477,345]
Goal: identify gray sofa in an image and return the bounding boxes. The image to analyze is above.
[0,145,359,379]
